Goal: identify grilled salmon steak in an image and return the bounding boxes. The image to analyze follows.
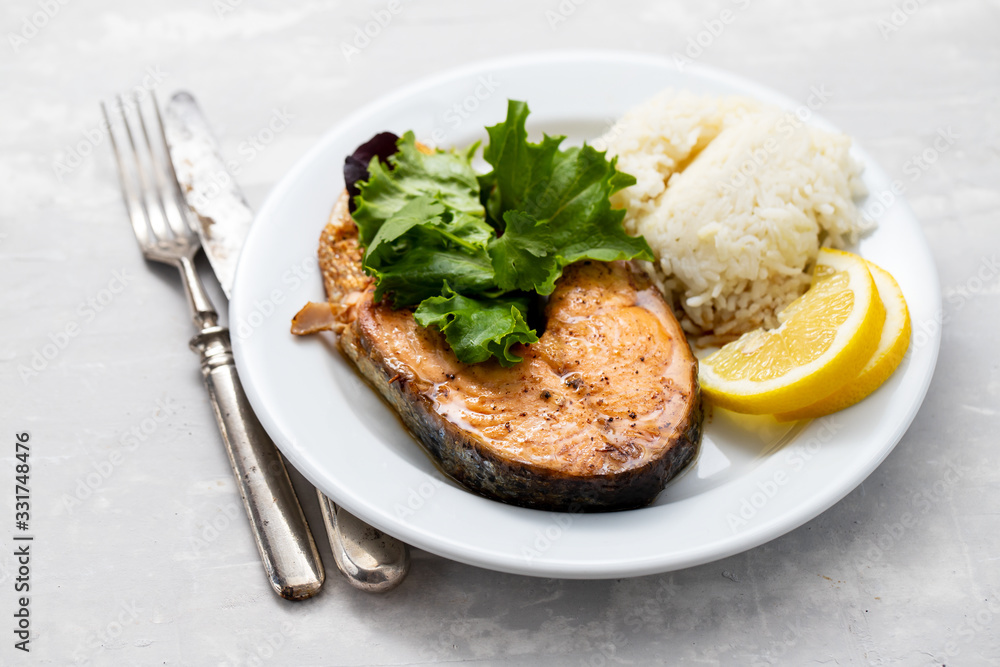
[293,191,703,511]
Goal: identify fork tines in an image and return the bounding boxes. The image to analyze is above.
[103,92,197,258]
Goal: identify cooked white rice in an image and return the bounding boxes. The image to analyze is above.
[597,90,868,338]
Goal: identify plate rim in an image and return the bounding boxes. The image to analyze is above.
[231,49,942,578]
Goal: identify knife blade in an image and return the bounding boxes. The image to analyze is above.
[165,92,252,298]
[164,91,411,592]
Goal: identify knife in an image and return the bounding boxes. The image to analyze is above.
[158,94,325,600]
[164,91,410,592]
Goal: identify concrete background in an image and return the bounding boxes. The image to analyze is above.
[1,0,998,664]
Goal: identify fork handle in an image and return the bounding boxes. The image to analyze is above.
[190,325,325,599]
[179,255,219,330]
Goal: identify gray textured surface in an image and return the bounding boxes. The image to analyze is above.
[2,0,998,664]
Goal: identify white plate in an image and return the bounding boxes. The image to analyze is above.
[231,51,941,579]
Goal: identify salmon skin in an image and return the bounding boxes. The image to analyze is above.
[304,191,703,512]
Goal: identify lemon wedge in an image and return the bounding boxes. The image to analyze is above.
[699,248,886,415]
[775,261,910,421]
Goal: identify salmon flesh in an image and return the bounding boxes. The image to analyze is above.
[297,192,703,512]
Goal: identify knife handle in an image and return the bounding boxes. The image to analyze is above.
[190,325,325,600]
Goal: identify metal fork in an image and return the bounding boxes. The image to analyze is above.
[103,93,325,599]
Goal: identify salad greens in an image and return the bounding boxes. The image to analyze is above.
[414,287,538,366]
[351,100,653,366]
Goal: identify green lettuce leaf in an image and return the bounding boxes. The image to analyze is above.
[352,131,486,247]
[414,286,538,367]
[353,135,494,307]
[362,196,494,306]
[480,100,653,294]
